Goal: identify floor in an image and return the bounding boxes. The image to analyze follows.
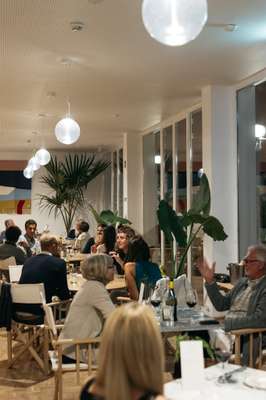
[0,329,84,400]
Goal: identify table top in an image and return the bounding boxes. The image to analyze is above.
[164,364,266,400]
[67,274,126,292]
[160,308,223,334]
[64,253,87,263]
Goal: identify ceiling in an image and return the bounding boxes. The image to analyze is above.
[0,0,266,152]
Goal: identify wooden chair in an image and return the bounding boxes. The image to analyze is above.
[8,265,23,283]
[8,283,50,374]
[0,256,17,282]
[43,302,101,400]
[231,327,266,368]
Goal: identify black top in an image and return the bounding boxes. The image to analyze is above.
[80,379,158,400]
[81,237,95,254]
[19,253,70,314]
[0,241,27,265]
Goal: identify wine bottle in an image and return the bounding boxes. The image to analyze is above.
[162,279,177,322]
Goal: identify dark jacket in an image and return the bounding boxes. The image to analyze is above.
[0,282,12,330]
[0,241,27,265]
[19,253,70,314]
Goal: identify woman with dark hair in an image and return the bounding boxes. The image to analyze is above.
[124,235,161,300]
[97,225,116,254]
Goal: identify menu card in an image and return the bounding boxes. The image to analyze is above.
[180,340,204,390]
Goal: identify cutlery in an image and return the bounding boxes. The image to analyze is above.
[218,366,247,383]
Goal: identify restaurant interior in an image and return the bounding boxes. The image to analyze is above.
[0,1,266,399]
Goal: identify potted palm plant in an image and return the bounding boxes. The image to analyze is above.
[38,153,110,235]
[157,173,228,278]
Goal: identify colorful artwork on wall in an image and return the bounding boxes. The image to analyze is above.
[0,161,31,214]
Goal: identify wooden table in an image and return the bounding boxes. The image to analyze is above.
[67,274,126,292]
[64,253,87,264]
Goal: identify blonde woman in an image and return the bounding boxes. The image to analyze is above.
[80,303,165,400]
[59,254,115,362]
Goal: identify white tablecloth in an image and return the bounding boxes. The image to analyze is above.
[164,364,266,400]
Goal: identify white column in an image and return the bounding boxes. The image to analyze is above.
[202,86,238,272]
[123,132,142,233]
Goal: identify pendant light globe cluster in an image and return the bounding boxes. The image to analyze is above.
[142,0,208,46]
[23,148,51,179]
[55,116,80,145]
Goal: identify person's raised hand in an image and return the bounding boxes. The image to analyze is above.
[197,258,216,284]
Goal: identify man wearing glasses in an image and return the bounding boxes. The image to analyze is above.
[198,245,266,364]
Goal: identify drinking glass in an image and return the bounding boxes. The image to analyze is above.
[213,330,233,382]
[186,288,198,308]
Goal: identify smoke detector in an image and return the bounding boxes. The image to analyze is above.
[70,21,85,32]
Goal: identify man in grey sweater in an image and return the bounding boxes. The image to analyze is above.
[198,244,266,364]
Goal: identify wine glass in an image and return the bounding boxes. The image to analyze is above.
[213,330,233,382]
[186,288,198,308]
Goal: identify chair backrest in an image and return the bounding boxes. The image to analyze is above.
[43,303,57,336]
[8,265,23,283]
[0,256,16,270]
[11,283,45,304]
[138,282,145,303]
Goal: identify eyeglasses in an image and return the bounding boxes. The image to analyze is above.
[243,258,259,264]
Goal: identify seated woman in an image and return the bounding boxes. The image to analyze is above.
[80,302,165,400]
[97,225,116,255]
[90,224,106,254]
[59,254,115,362]
[124,235,162,300]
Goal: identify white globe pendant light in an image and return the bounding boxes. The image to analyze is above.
[55,116,80,145]
[35,148,51,166]
[142,0,208,46]
[23,166,34,179]
[28,156,41,171]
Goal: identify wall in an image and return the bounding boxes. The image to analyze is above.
[0,151,111,237]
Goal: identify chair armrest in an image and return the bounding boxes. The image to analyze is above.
[116,296,131,303]
[55,337,101,346]
[230,328,266,335]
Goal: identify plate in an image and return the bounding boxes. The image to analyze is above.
[244,376,266,390]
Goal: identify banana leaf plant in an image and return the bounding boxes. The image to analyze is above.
[38,154,110,235]
[89,205,132,227]
[157,173,228,278]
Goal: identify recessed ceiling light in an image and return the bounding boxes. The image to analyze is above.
[46,91,56,98]
[70,21,85,32]
[224,24,238,32]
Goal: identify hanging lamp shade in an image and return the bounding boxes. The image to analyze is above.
[55,117,80,145]
[28,156,41,171]
[142,0,208,46]
[35,148,51,166]
[23,166,34,179]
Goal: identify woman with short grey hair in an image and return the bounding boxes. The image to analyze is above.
[59,254,115,362]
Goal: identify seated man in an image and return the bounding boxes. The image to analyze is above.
[198,244,266,364]
[19,234,70,314]
[0,226,30,265]
[74,221,91,252]
[0,218,15,243]
[19,219,41,255]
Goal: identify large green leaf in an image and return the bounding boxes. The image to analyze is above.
[202,216,228,241]
[157,200,187,247]
[190,173,211,215]
[181,212,207,227]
